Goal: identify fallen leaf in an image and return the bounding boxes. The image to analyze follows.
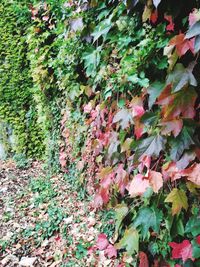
[96,233,109,250]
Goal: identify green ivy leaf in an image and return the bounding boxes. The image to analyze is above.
[166,63,197,93]
[115,226,139,255]
[134,134,166,162]
[147,81,165,109]
[133,206,163,239]
[169,125,195,161]
[194,35,200,53]
[185,216,200,236]
[114,203,128,240]
[191,239,200,258]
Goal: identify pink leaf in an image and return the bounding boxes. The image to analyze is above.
[115,165,129,195]
[104,244,117,258]
[96,234,109,250]
[162,162,182,181]
[189,9,200,26]
[181,163,200,186]
[138,155,151,173]
[161,119,183,137]
[59,151,67,168]
[129,174,150,197]
[84,102,93,113]
[148,170,163,193]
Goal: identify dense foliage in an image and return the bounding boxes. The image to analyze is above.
[1,0,200,265]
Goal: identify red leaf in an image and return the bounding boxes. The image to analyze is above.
[138,155,151,173]
[150,10,158,24]
[196,235,200,245]
[161,119,183,137]
[139,251,149,267]
[131,97,145,118]
[157,87,197,121]
[104,244,117,258]
[96,234,109,250]
[164,15,174,31]
[181,163,200,185]
[134,120,144,140]
[169,34,195,56]
[162,162,182,181]
[169,240,194,262]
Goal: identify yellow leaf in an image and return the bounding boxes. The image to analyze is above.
[121,138,133,152]
[165,188,188,215]
[99,166,113,179]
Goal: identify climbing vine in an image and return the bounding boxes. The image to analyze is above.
[1,0,200,265]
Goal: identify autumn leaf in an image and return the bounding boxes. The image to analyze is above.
[181,163,200,186]
[129,174,150,197]
[99,166,113,179]
[115,227,139,255]
[148,170,163,193]
[166,63,197,93]
[133,207,163,239]
[164,15,174,31]
[96,233,109,250]
[169,240,194,262]
[115,164,129,195]
[121,138,133,152]
[162,162,182,181]
[104,244,117,258]
[139,251,149,267]
[134,134,166,162]
[150,10,158,24]
[189,9,200,26]
[158,87,197,121]
[113,109,132,129]
[169,34,194,56]
[165,188,188,215]
[161,119,183,137]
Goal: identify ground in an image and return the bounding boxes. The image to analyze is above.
[0,160,116,267]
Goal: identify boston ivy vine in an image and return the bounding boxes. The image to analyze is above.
[1,0,200,265]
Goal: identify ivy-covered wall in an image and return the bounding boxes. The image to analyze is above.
[0,1,45,158]
[1,0,200,265]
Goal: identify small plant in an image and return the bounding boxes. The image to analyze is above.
[29,176,57,206]
[0,240,9,252]
[2,211,12,222]
[13,153,31,169]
